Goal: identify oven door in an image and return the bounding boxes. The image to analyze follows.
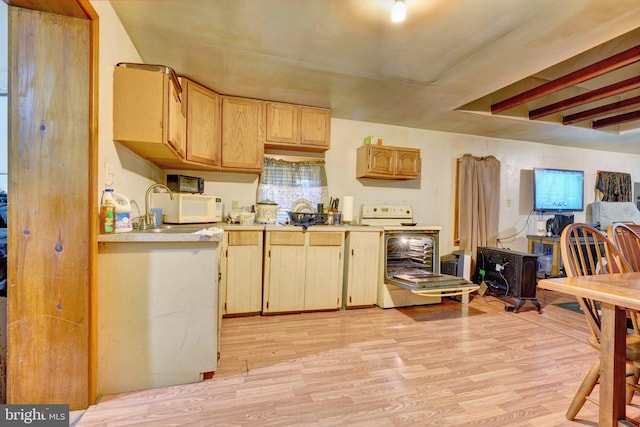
[384,230,479,298]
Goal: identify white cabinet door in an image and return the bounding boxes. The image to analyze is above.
[226,231,263,314]
[263,231,306,313]
[345,231,381,307]
[264,245,306,313]
[227,245,262,313]
[305,244,343,310]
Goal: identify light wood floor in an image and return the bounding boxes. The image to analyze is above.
[75,290,640,426]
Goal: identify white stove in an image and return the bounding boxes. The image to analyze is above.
[360,204,441,231]
[360,203,477,308]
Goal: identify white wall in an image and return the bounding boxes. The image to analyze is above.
[95,1,640,256]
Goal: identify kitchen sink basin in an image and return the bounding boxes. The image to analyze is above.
[135,225,212,234]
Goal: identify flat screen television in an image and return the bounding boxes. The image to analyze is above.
[533,168,584,212]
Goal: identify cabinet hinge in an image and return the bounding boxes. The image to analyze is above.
[266,301,269,309]
[218,272,222,281]
[351,248,354,256]
[349,296,352,303]
[224,302,227,311]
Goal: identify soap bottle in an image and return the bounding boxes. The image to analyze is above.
[100,188,116,234]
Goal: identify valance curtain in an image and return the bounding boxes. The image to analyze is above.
[257,158,329,222]
[458,154,501,262]
[595,170,631,202]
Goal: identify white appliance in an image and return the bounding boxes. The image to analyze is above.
[360,204,478,308]
[152,193,222,223]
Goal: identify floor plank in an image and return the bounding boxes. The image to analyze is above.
[75,290,640,426]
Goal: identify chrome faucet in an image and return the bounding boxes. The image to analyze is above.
[143,183,174,229]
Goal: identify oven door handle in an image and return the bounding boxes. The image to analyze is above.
[410,285,480,298]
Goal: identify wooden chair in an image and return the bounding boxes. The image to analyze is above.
[608,222,640,272]
[560,223,640,420]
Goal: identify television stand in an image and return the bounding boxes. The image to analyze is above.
[526,234,563,277]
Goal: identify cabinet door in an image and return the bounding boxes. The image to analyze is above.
[221,96,264,172]
[367,145,395,176]
[265,102,298,145]
[167,76,186,158]
[184,79,221,167]
[225,231,263,314]
[299,106,331,149]
[345,232,381,307]
[304,232,344,310]
[395,148,420,178]
[263,231,306,313]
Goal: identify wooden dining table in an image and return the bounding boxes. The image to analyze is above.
[539,272,640,427]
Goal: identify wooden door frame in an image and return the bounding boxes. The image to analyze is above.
[6,0,98,406]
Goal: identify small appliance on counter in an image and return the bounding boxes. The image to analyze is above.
[256,201,278,224]
[152,193,222,223]
[166,174,205,194]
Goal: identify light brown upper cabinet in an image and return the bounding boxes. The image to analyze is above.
[181,78,221,168]
[221,96,265,172]
[265,102,331,152]
[113,65,187,169]
[356,145,421,180]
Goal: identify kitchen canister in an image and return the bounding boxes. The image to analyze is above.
[256,201,278,224]
[239,212,255,224]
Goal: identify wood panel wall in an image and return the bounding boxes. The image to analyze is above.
[7,1,97,409]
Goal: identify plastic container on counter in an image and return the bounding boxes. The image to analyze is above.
[112,192,133,233]
[100,189,116,234]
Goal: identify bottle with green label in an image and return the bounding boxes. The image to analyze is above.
[100,188,116,234]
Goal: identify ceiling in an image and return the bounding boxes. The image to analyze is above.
[109,0,640,154]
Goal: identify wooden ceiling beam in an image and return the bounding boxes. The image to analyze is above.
[563,95,640,125]
[490,44,640,114]
[592,109,640,129]
[529,75,640,120]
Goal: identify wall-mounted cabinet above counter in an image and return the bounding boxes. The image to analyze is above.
[113,64,187,169]
[265,102,331,152]
[113,64,331,173]
[355,145,421,180]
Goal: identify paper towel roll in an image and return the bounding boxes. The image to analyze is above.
[342,196,354,222]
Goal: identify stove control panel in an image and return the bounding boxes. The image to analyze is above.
[361,204,413,220]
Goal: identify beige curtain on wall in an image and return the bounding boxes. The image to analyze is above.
[458,154,501,261]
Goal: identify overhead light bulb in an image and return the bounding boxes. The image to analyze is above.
[391,0,406,23]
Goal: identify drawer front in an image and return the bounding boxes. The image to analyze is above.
[308,232,343,246]
[269,231,305,246]
[228,231,261,246]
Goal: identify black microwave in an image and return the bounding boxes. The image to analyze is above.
[166,174,205,194]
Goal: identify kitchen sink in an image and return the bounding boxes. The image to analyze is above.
[135,225,213,234]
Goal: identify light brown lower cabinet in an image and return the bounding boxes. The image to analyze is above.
[220,230,264,316]
[263,230,345,313]
[343,230,382,308]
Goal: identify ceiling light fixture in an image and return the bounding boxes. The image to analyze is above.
[391,0,406,23]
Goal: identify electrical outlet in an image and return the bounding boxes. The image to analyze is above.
[105,162,115,186]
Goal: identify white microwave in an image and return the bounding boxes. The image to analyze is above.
[151,193,222,224]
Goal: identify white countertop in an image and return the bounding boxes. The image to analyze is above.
[97,222,384,242]
[98,227,224,243]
